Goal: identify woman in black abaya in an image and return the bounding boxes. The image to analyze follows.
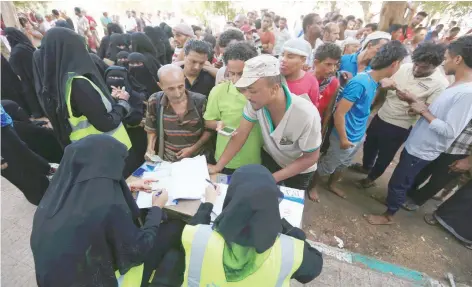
[425,179,472,249]
[105,66,148,177]
[146,165,324,286]
[106,33,130,63]
[89,53,109,80]
[31,134,169,287]
[34,27,130,149]
[1,55,30,112]
[2,99,63,163]
[117,50,130,68]
[98,23,124,59]
[128,52,161,97]
[144,26,167,65]
[160,23,174,64]
[131,32,161,72]
[4,27,43,118]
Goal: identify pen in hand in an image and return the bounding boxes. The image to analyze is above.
[205,178,217,190]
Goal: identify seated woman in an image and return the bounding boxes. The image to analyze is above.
[105,66,148,177]
[128,52,161,97]
[31,134,169,287]
[148,165,323,286]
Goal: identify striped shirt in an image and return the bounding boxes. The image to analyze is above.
[144,91,207,162]
[446,120,472,155]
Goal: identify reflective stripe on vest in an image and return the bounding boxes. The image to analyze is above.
[182,224,304,287]
[115,264,144,287]
[65,75,132,150]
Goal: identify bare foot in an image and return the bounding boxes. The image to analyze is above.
[328,184,347,199]
[364,213,394,225]
[306,188,320,202]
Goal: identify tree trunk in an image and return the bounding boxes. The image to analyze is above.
[378,1,408,32]
[359,1,372,23]
[330,1,337,12]
[1,1,20,28]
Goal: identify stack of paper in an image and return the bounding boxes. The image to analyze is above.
[135,191,177,209]
[141,155,210,202]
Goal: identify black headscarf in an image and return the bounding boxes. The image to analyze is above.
[4,27,43,118]
[131,32,161,72]
[105,66,146,95]
[144,26,166,64]
[31,135,142,287]
[54,20,73,30]
[98,24,124,59]
[36,27,112,147]
[213,165,284,253]
[116,50,130,68]
[1,55,29,113]
[160,22,174,38]
[89,53,109,80]
[128,52,160,97]
[106,33,129,62]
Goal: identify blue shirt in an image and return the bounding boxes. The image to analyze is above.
[336,72,379,143]
[339,52,371,77]
[1,105,13,127]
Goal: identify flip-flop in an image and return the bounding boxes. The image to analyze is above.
[402,201,419,211]
[424,213,438,225]
[355,179,376,189]
[464,244,472,250]
[349,163,370,174]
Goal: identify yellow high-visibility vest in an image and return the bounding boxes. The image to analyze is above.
[115,264,144,287]
[65,75,132,150]
[182,224,304,287]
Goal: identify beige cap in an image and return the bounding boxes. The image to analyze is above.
[234,55,280,88]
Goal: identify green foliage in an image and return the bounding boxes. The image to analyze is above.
[13,1,48,12]
[420,1,472,18]
[184,1,237,25]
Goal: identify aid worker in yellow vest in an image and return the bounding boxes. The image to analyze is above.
[33,27,131,151]
[31,135,168,287]
[180,165,323,287]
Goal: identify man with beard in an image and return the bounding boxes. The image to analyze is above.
[301,13,323,69]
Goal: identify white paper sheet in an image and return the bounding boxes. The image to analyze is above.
[279,186,304,228]
[135,191,176,209]
[200,183,228,221]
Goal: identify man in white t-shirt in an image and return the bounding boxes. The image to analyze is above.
[208,55,322,190]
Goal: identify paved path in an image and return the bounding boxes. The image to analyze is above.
[1,177,466,286]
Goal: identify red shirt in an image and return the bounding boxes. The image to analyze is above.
[286,72,320,107]
[317,76,340,117]
[258,30,275,45]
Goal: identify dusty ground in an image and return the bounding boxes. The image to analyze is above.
[302,149,472,285]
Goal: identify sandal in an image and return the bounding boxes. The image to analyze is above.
[349,163,370,174]
[401,200,419,211]
[424,213,438,226]
[464,244,472,250]
[355,178,376,189]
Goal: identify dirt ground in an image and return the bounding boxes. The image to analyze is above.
[302,149,472,285]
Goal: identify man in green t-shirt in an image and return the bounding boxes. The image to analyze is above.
[204,42,263,174]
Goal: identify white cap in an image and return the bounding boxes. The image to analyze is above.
[361,31,391,51]
[234,55,280,88]
[282,38,312,57]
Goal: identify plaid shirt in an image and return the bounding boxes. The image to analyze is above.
[447,120,472,155]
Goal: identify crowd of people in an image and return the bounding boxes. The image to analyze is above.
[1,5,472,287]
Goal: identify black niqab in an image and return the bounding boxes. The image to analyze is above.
[128,52,160,96]
[116,50,130,68]
[1,55,29,112]
[37,27,112,147]
[106,33,129,62]
[31,135,142,287]
[131,32,161,72]
[98,24,124,59]
[213,165,284,253]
